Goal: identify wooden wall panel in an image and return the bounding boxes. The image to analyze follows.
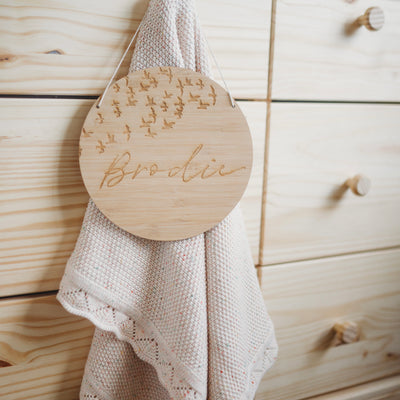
[0,0,270,99]
[260,102,400,266]
[0,99,266,297]
[271,0,400,101]
[0,294,94,400]
[255,248,400,400]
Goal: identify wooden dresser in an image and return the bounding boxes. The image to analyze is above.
[0,1,399,399]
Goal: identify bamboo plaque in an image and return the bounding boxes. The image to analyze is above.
[79,67,253,241]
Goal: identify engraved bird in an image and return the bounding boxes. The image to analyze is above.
[140,117,152,128]
[163,90,173,99]
[106,133,116,144]
[113,83,120,93]
[149,76,158,87]
[140,82,150,92]
[96,140,106,153]
[176,79,184,95]
[112,99,120,106]
[160,101,168,112]
[123,124,131,141]
[197,100,210,110]
[208,85,217,105]
[174,96,184,107]
[196,79,204,90]
[148,107,157,123]
[82,128,93,137]
[159,67,173,83]
[145,128,157,138]
[126,95,138,106]
[174,109,183,119]
[188,92,200,102]
[146,96,156,106]
[96,113,104,124]
[113,106,122,117]
[143,70,151,80]
[162,118,175,129]
[185,78,193,86]
[127,86,135,95]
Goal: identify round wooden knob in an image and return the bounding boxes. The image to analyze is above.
[345,174,371,196]
[356,7,384,31]
[332,321,360,346]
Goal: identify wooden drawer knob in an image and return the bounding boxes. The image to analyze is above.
[345,174,371,196]
[356,7,385,31]
[332,321,360,345]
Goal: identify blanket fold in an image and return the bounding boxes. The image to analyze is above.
[56,0,278,399]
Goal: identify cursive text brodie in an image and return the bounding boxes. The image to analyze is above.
[99,144,246,189]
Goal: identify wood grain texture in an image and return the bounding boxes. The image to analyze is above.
[0,99,91,297]
[0,0,271,99]
[272,0,400,101]
[306,375,400,400]
[239,101,266,266]
[0,294,94,400]
[255,248,400,400]
[260,103,400,265]
[0,98,266,297]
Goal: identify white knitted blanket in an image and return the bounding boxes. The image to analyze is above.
[56,0,278,398]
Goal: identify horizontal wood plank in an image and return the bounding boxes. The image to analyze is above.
[272,0,400,101]
[0,294,94,400]
[255,248,400,400]
[0,0,270,99]
[0,99,266,297]
[260,102,400,265]
[306,375,400,400]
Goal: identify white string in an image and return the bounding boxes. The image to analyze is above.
[96,17,235,109]
[96,19,144,109]
[202,34,236,108]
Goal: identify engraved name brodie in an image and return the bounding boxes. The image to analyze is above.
[99,144,246,189]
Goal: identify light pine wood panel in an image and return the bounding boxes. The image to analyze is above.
[0,99,91,297]
[0,0,270,99]
[306,375,400,400]
[260,103,400,265]
[238,101,266,264]
[0,99,266,297]
[272,0,400,101]
[0,294,94,400]
[255,248,400,400]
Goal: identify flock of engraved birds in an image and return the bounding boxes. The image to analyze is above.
[80,67,218,156]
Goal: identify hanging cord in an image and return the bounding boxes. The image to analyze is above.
[202,33,236,108]
[96,18,235,109]
[96,19,144,109]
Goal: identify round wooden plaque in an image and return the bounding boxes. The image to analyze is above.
[79,66,253,241]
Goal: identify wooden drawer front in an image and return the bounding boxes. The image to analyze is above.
[255,248,400,400]
[261,103,400,265]
[0,0,270,99]
[272,0,400,101]
[0,294,94,400]
[307,375,400,400]
[0,99,266,297]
